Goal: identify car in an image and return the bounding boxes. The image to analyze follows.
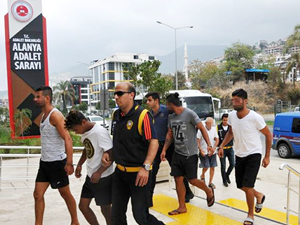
[86,115,109,130]
[294,106,300,112]
[272,112,300,158]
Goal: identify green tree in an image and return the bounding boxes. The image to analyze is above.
[0,107,9,125]
[224,42,255,84]
[123,60,172,97]
[285,24,300,51]
[53,81,75,114]
[78,102,88,112]
[14,108,32,137]
[286,53,300,88]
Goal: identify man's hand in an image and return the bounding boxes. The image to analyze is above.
[91,171,102,183]
[218,147,224,158]
[262,156,270,168]
[160,150,166,161]
[75,165,82,178]
[102,152,112,167]
[65,164,74,175]
[200,149,206,157]
[135,168,149,187]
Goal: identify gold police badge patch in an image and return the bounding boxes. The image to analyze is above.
[126,120,133,130]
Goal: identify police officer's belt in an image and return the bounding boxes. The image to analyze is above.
[117,164,153,172]
[223,146,232,149]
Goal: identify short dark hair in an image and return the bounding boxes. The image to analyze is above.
[221,113,229,120]
[232,89,247,99]
[36,85,53,102]
[166,92,181,106]
[145,92,160,102]
[64,109,86,130]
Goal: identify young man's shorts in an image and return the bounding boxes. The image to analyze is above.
[81,174,113,206]
[170,152,198,180]
[235,153,261,189]
[36,159,69,189]
[199,153,217,168]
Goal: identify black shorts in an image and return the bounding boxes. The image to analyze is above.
[81,174,112,206]
[170,152,198,179]
[235,153,261,189]
[36,159,69,189]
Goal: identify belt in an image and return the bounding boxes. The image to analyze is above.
[223,146,232,149]
[117,164,153,172]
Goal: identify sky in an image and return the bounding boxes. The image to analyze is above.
[0,0,300,91]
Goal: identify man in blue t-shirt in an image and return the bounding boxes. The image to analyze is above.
[145,92,194,207]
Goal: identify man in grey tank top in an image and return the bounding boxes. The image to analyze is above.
[161,93,215,216]
[33,86,79,225]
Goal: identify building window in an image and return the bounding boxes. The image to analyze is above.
[109,62,114,70]
[108,82,114,89]
[149,56,155,60]
[134,55,138,59]
[109,72,115,80]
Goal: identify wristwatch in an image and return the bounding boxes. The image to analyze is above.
[142,164,151,171]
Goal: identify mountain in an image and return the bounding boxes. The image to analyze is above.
[157,44,228,74]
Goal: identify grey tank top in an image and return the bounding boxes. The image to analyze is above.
[40,108,66,161]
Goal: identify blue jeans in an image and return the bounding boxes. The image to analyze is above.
[219,148,235,183]
[112,168,165,225]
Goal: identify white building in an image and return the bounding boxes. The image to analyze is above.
[88,53,156,103]
[70,76,93,109]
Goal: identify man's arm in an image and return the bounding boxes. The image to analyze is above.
[91,148,113,183]
[160,128,173,161]
[260,125,272,168]
[75,148,87,178]
[218,125,233,158]
[50,111,74,175]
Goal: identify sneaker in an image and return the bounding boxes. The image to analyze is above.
[226,174,231,184]
[185,192,195,203]
[223,181,228,187]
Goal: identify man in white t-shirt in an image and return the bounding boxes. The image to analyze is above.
[65,110,114,225]
[218,89,272,225]
[197,117,219,189]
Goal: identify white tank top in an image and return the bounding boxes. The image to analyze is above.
[40,108,66,161]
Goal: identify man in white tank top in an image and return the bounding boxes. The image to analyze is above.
[33,86,79,225]
[218,89,272,225]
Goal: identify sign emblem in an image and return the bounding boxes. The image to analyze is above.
[126,120,133,130]
[11,1,33,22]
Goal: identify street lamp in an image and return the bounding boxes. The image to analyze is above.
[157,21,193,90]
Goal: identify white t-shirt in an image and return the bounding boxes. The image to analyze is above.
[197,126,218,155]
[81,123,114,178]
[228,110,266,157]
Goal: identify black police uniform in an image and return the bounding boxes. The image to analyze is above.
[111,103,164,225]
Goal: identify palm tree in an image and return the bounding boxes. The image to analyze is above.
[285,24,300,51]
[14,108,32,137]
[53,81,75,113]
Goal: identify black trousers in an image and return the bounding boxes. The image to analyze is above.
[112,168,164,225]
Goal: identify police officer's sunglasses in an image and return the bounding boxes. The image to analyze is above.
[113,91,131,97]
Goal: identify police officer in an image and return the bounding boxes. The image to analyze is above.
[102,82,164,225]
[217,113,234,187]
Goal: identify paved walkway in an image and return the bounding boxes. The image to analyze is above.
[0,149,299,224]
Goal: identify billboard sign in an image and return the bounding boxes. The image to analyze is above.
[5,0,49,138]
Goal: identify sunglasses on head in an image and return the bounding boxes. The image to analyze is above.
[113,91,131,97]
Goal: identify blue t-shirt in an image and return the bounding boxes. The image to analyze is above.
[151,105,169,142]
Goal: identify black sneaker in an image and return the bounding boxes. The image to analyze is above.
[223,181,228,187]
[226,174,231,184]
[185,192,195,203]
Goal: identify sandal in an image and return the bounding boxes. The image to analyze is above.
[207,187,215,207]
[243,217,254,225]
[168,209,187,215]
[208,183,216,189]
[255,195,265,213]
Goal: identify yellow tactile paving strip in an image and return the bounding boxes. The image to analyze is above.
[152,194,242,225]
[219,198,298,225]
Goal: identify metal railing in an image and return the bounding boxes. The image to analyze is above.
[0,146,84,190]
[279,163,300,225]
